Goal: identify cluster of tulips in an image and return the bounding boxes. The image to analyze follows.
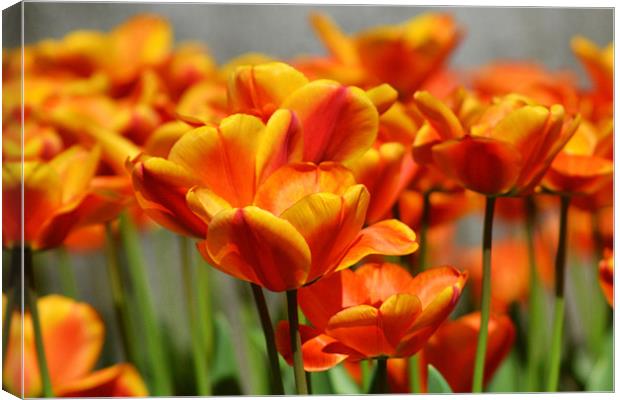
[1,11,614,397]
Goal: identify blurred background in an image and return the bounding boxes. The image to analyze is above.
[2,3,614,395]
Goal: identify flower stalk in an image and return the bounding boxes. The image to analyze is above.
[472,196,496,392]
[287,289,308,394]
[547,195,571,391]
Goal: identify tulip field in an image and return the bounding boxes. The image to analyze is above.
[1,5,614,397]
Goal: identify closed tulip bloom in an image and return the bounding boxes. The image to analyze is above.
[412,91,580,196]
[3,295,148,397]
[195,164,418,292]
[599,249,613,307]
[275,263,467,369]
[2,146,128,250]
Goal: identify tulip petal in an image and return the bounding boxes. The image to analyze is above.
[407,266,468,308]
[326,305,391,357]
[380,293,422,348]
[299,269,368,330]
[276,321,348,371]
[545,153,613,195]
[254,162,356,216]
[355,262,416,305]
[334,219,418,272]
[48,146,100,203]
[309,13,359,66]
[227,62,309,118]
[169,114,265,206]
[186,186,232,225]
[366,84,399,115]
[432,136,523,195]
[413,91,464,139]
[280,185,369,281]
[56,364,148,397]
[281,80,379,163]
[36,295,105,389]
[206,206,311,291]
[256,109,304,183]
[131,157,206,238]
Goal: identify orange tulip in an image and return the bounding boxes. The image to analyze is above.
[195,164,418,292]
[423,312,515,392]
[307,13,461,99]
[572,36,613,120]
[599,249,613,307]
[2,146,128,250]
[472,62,580,114]
[276,263,467,369]
[412,90,580,196]
[543,118,613,196]
[3,295,147,397]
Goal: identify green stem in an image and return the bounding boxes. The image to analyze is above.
[250,283,284,394]
[2,246,21,367]
[179,236,211,396]
[195,259,214,363]
[360,360,371,391]
[25,247,54,397]
[57,247,78,299]
[409,354,421,393]
[546,195,570,391]
[369,357,388,394]
[472,196,496,393]
[103,223,142,368]
[525,197,544,392]
[287,289,308,395]
[119,213,173,395]
[418,191,431,271]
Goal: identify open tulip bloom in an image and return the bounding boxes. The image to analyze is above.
[2,8,614,397]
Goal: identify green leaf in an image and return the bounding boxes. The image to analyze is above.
[328,364,362,394]
[310,371,334,394]
[486,351,520,392]
[211,313,243,395]
[427,365,453,393]
[586,330,613,391]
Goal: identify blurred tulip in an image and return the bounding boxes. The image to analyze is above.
[276,263,467,368]
[3,295,147,397]
[572,37,613,103]
[472,62,580,114]
[543,118,613,196]
[599,249,614,307]
[196,164,418,291]
[413,91,579,196]
[307,13,462,99]
[2,146,128,250]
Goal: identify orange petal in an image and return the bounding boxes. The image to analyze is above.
[48,146,100,204]
[36,295,105,388]
[255,109,304,184]
[544,153,613,195]
[131,157,206,238]
[325,305,391,358]
[379,293,422,349]
[366,84,399,115]
[335,219,418,272]
[355,262,415,305]
[253,162,356,216]
[280,185,369,282]
[205,206,311,291]
[299,269,368,330]
[3,161,61,248]
[227,62,309,119]
[432,136,523,195]
[168,114,265,206]
[281,80,379,163]
[413,91,464,139]
[309,13,359,66]
[144,121,193,157]
[276,321,348,371]
[56,364,148,397]
[422,312,515,392]
[186,187,232,225]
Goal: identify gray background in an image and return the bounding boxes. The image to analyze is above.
[5,3,615,86]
